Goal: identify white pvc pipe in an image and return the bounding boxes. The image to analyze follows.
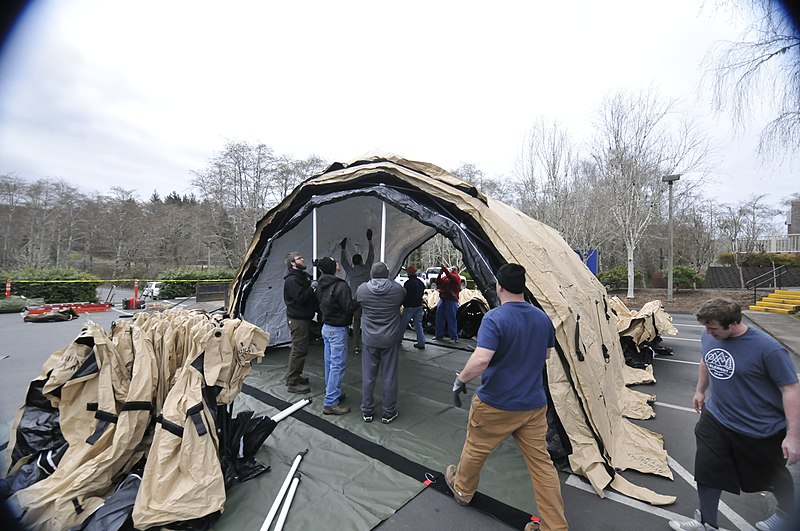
[260,452,304,531]
[380,200,386,262]
[271,398,311,423]
[273,473,301,531]
[312,207,318,280]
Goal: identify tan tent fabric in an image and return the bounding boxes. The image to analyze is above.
[4,310,268,530]
[229,153,675,504]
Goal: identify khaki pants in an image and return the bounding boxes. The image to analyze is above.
[454,396,568,531]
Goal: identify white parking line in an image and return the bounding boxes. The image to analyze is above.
[565,475,688,521]
[667,456,757,531]
[654,401,696,413]
[654,357,700,365]
[565,461,756,530]
[663,336,701,342]
[674,323,705,328]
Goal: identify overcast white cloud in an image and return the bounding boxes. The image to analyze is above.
[0,0,796,207]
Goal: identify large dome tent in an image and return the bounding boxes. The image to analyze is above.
[229,152,675,505]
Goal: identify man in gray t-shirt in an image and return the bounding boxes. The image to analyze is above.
[669,297,799,531]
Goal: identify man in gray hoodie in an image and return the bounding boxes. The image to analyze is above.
[356,262,406,424]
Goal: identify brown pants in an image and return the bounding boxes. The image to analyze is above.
[454,396,568,531]
[285,317,310,385]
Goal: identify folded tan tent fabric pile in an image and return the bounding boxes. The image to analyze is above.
[1,309,268,530]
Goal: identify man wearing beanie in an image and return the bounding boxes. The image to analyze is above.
[445,263,568,531]
[398,265,426,350]
[315,256,358,415]
[282,251,318,394]
[356,262,406,424]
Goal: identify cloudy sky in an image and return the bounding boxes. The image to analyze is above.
[0,0,796,208]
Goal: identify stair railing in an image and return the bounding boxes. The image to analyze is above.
[744,265,787,305]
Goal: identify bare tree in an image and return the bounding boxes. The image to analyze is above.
[589,89,713,298]
[515,120,615,265]
[451,162,513,203]
[703,1,800,160]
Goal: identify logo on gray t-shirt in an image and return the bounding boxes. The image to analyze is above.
[705,348,735,379]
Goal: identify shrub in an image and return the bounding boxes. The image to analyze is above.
[4,267,102,303]
[596,266,645,290]
[156,267,236,299]
[669,265,704,289]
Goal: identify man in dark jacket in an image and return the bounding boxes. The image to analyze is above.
[434,265,461,344]
[356,262,406,424]
[315,256,358,415]
[283,252,317,393]
[398,265,426,350]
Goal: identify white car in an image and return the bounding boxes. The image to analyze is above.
[142,281,163,299]
[424,267,466,289]
[394,269,408,286]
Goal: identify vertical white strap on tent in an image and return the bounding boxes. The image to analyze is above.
[312,207,318,280]
[380,200,386,262]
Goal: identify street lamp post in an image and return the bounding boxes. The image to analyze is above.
[662,174,681,302]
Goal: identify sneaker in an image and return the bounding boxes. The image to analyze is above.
[413,343,425,350]
[381,411,399,424]
[287,383,311,394]
[444,464,471,506]
[449,338,459,344]
[756,511,788,531]
[354,347,361,355]
[362,412,373,423]
[322,404,350,415]
[432,336,444,341]
[669,509,718,530]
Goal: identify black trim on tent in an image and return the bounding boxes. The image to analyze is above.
[241,384,536,530]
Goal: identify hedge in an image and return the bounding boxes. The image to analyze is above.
[1,267,101,303]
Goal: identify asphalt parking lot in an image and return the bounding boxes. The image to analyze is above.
[1,307,798,530]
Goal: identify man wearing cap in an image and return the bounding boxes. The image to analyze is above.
[445,263,568,531]
[356,262,406,424]
[282,251,318,394]
[340,229,375,356]
[398,265,426,350]
[315,256,358,415]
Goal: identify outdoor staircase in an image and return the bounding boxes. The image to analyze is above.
[749,289,800,314]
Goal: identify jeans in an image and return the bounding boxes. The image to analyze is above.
[453,396,568,531]
[321,324,348,407]
[399,306,425,345]
[435,299,458,340]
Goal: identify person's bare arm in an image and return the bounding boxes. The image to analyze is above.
[780,382,800,465]
[459,346,495,383]
[693,360,710,413]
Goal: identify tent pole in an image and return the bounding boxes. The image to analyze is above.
[274,473,301,531]
[380,201,386,262]
[260,451,306,531]
[312,207,318,279]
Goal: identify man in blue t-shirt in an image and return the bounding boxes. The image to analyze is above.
[444,263,568,531]
[669,298,800,531]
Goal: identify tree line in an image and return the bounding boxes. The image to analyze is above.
[0,89,795,292]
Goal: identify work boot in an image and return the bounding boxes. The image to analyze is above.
[668,509,718,530]
[287,383,311,394]
[297,375,309,385]
[444,464,471,506]
[322,404,350,415]
[413,343,425,350]
[337,393,347,404]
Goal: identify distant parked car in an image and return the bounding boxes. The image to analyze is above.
[394,269,408,286]
[142,281,162,299]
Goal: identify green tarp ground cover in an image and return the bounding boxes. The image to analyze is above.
[212,335,562,530]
